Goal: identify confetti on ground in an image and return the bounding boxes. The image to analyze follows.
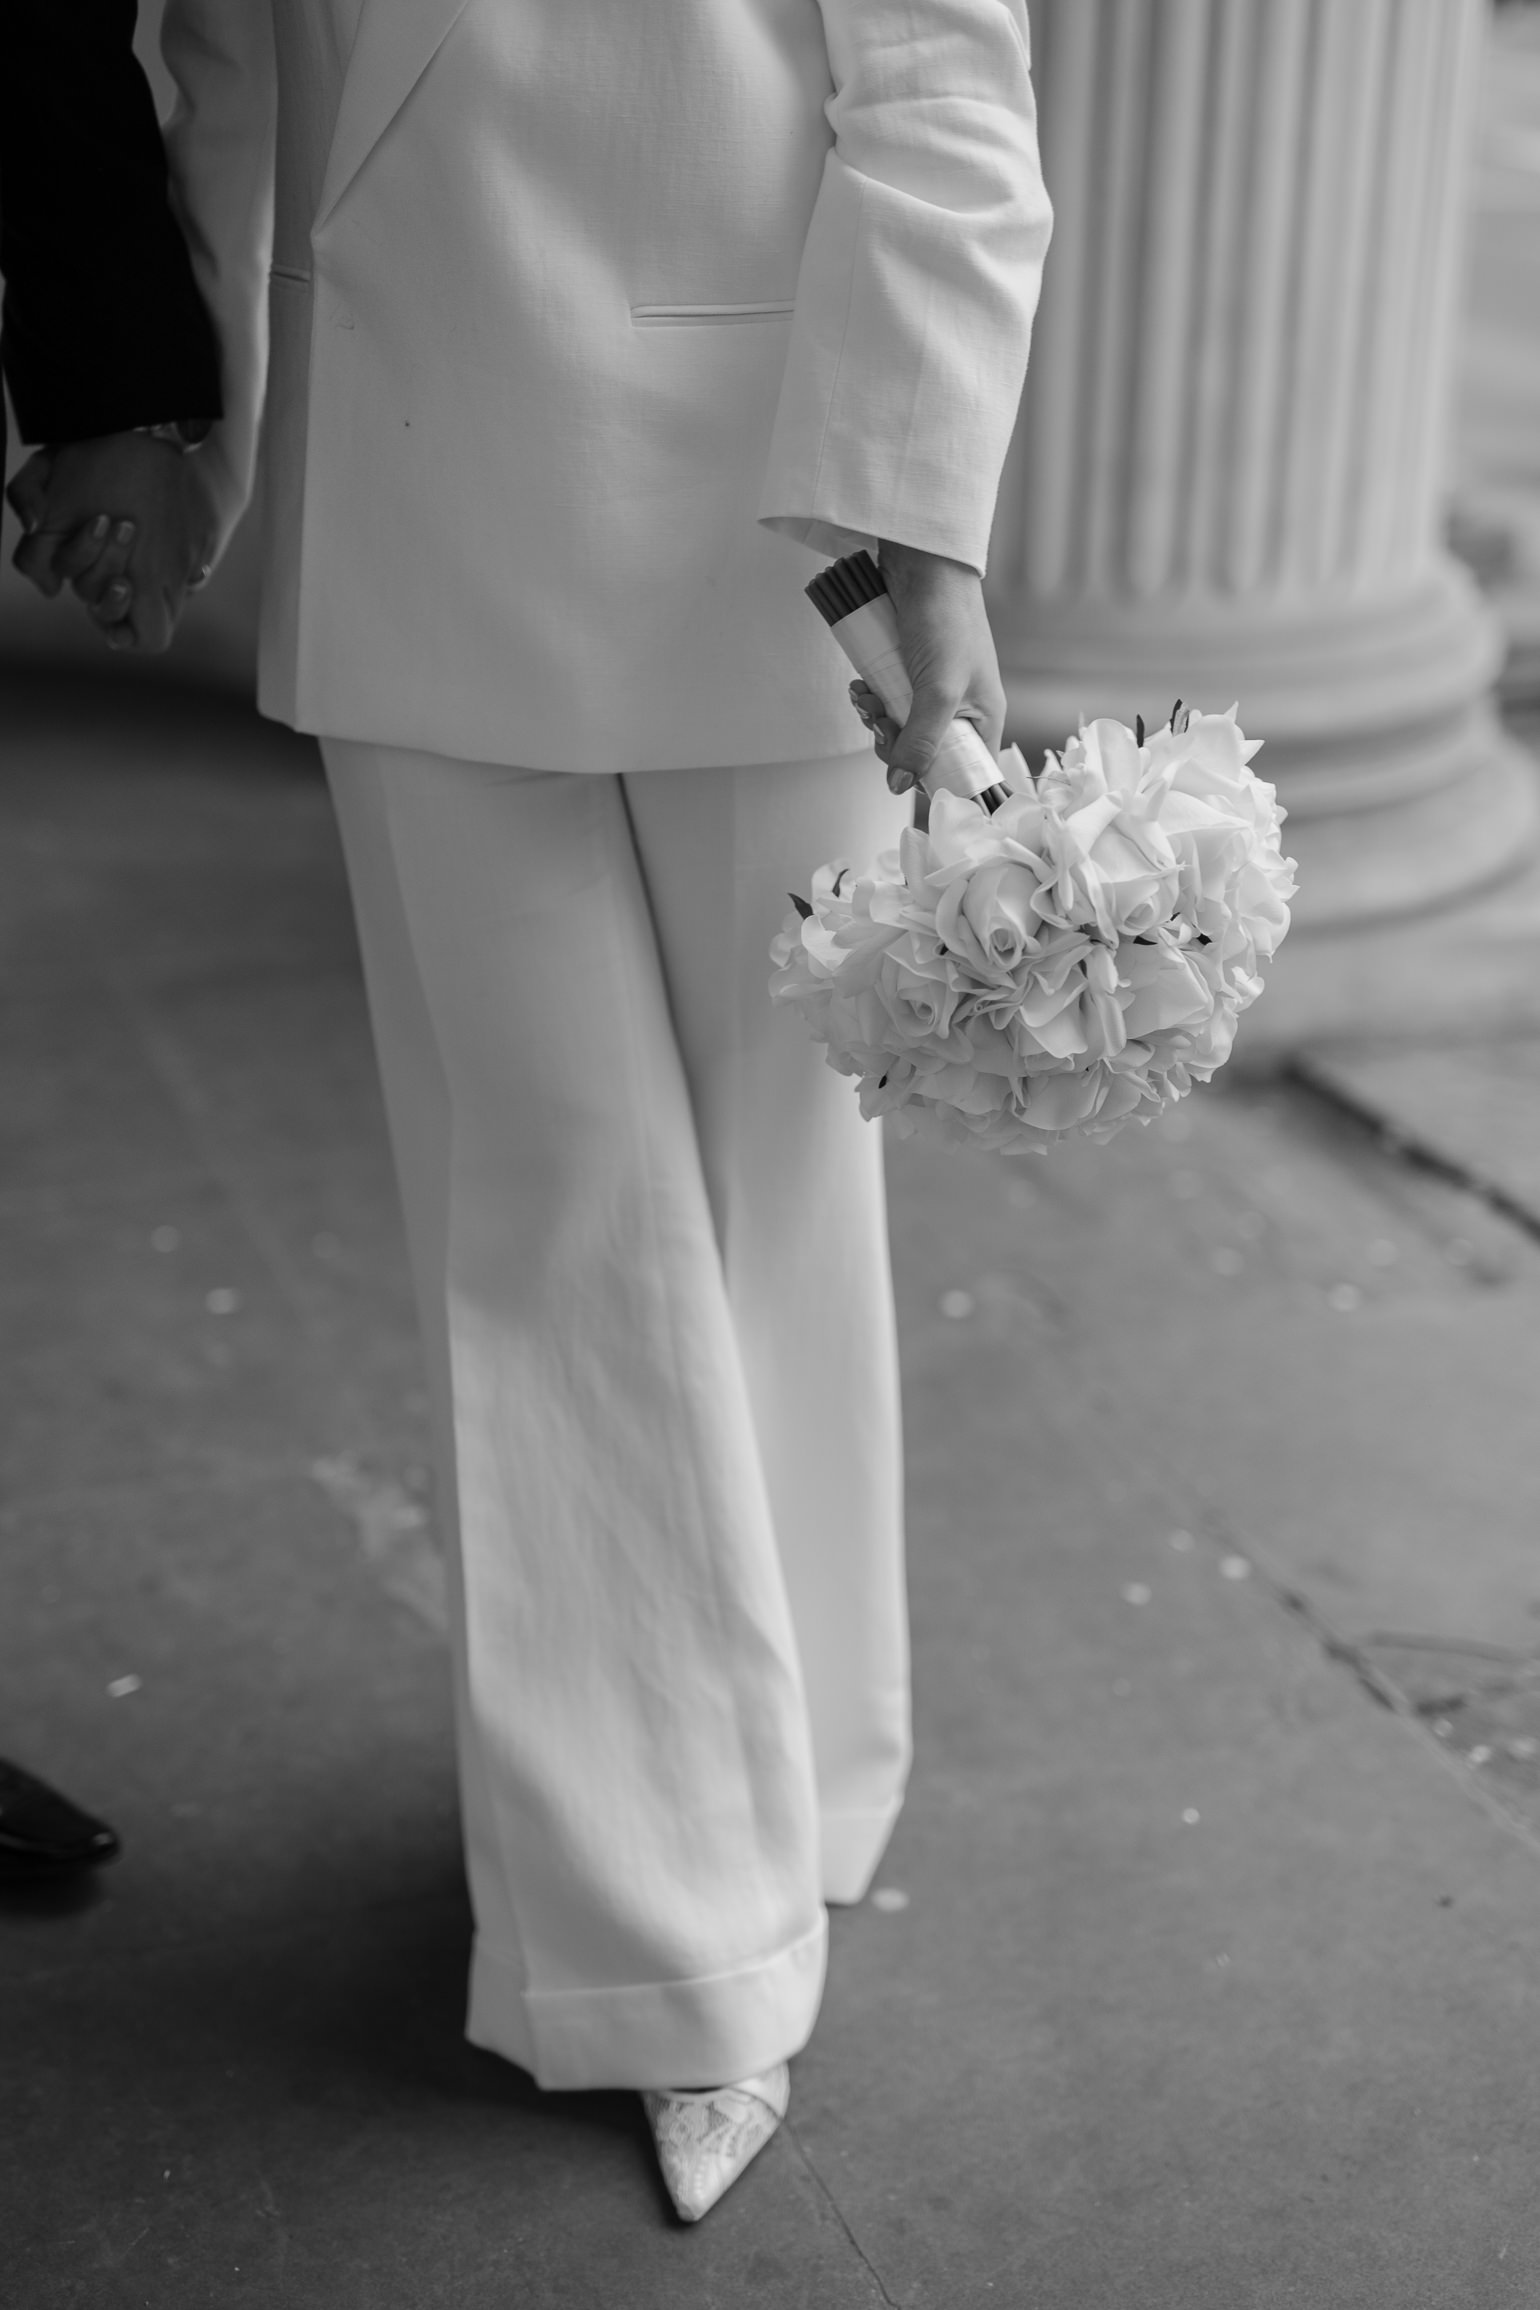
[940,1289,975,1320]
[150,1226,180,1253]
[1433,1718,1454,1738]
[1220,1555,1252,1581]
[1508,1737,1539,1761]
[310,1455,449,1634]
[205,1288,241,1316]
[1327,1283,1362,1313]
[107,1675,141,1698]
[1181,1808,1201,1825]
[1122,1582,1152,1605]
[1468,1746,1493,1765]
[1168,1529,1196,1552]
[870,1887,910,1913]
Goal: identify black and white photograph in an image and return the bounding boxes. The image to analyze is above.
[3,0,1540,2300]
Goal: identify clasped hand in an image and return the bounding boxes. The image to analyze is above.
[851,540,1009,824]
[6,432,217,652]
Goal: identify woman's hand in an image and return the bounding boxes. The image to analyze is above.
[874,538,1008,795]
[849,674,931,829]
[8,434,218,652]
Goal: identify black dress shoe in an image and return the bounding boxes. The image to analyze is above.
[0,1758,120,1878]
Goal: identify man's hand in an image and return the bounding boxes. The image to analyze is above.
[7,433,217,652]
[873,538,1008,797]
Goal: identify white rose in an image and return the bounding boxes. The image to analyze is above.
[1019,1065,1112,1133]
[872,946,965,1047]
[953,859,1043,980]
[1117,941,1215,1040]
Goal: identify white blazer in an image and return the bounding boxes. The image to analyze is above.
[162,0,1052,773]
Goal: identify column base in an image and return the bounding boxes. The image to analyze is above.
[995,567,1501,744]
[1278,713,1540,930]
[995,564,1539,934]
[1235,763,1540,1061]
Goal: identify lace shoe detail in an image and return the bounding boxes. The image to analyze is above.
[641,2064,790,2222]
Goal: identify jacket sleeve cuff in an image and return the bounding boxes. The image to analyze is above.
[756,146,1049,580]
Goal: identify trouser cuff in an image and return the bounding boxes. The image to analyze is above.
[466,1913,829,2091]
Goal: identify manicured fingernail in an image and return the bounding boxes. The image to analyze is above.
[106,582,130,605]
[890,771,915,793]
[114,519,135,544]
[91,515,110,540]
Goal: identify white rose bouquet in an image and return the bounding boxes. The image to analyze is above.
[770,596,1297,1153]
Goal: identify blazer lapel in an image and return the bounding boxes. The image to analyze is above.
[315,0,475,231]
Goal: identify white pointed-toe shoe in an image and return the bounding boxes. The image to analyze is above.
[642,2063,791,2223]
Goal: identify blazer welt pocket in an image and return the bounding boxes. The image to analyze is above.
[270,263,313,286]
[630,300,794,328]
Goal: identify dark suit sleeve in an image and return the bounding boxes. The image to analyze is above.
[0,0,223,446]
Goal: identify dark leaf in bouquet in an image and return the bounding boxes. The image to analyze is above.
[789,892,814,920]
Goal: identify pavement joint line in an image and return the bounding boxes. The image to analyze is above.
[1285,1052,1540,1246]
[1010,1273,1540,1867]
[779,2116,904,2310]
[1057,1362,1540,1857]
[1013,1342,1540,1863]
[1355,1631,1539,1673]
[1198,1518,1540,1867]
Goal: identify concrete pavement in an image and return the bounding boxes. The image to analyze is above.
[4,664,1540,2308]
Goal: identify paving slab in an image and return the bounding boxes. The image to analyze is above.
[7,670,1540,2307]
[1295,1036,1540,1234]
[916,1078,1540,1654]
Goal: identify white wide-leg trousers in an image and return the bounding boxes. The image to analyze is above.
[322,739,911,2091]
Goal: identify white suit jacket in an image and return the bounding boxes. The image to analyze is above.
[162,0,1052,773]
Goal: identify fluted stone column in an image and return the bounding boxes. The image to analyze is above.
[992,0,1538,957]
